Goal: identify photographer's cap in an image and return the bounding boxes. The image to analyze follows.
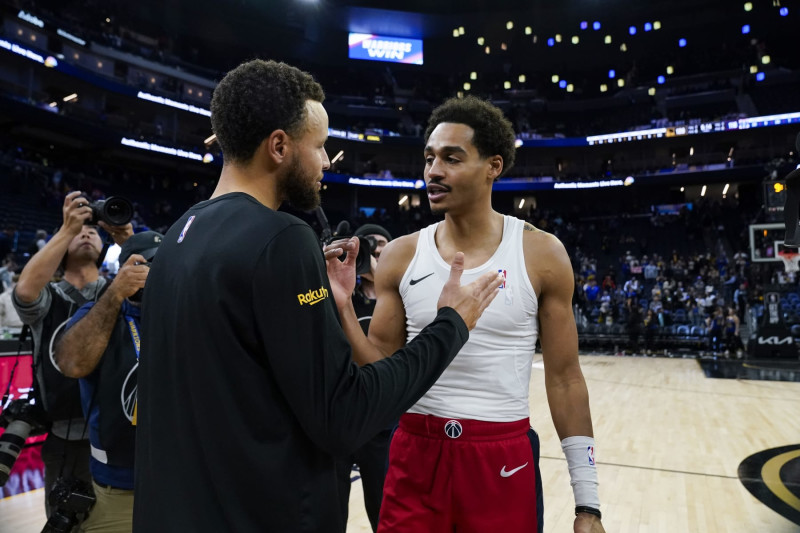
[119,231,163,265]
[354,224,392,242]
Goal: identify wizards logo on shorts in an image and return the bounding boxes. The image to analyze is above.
[498,269,507,289]
[587,446,595,466]
[178,215,196,243]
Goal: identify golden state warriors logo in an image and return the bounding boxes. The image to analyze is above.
[297,287,329,306]
[738,444,800,525]
[444,420,463,439]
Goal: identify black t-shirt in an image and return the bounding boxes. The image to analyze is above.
[133,193,468,533]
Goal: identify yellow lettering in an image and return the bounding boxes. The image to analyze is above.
[297,286,329,306]
[298,294,308,305]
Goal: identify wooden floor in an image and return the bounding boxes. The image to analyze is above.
[2,355,799,532]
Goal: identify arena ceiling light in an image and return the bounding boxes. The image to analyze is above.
[701,185,707,196]
[331,150,344,164]
[723,183,730,195]
[666,65,674,75]
[604,35,612,44]
[780,7,789,16]
[572,36,579,44]
[608,69,616,78]
[744,2,753,11]
[518,74,526,83]
[600,84,608,92]
[679,38,687,47]
[762,55,771,64]
[458,27,465,35]
[62,93,78,102]
[648,87,656,96]
[504,81,511,89]
[519,199,525,209]
[463,82,471,90]
[398,195,409,206]
[593,22,601,30]
[204,134,217,146]
[470,71,477,80]
[742,24,751,34]
[552,74,559,83]
[653,21,662,30]
[477,37,484,45]
[525,26,532,35]
[506,21,514,30]
[452,29,459,37]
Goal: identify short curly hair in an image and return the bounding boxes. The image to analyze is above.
[424,96,516,178]
[210,59,325,164]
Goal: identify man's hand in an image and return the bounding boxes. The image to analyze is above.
[62,191,93,236]
[575,513,605,532]
[108,254,149,301]
[98,221,134,246]
[323,237,358,310]
[437,252,503,330]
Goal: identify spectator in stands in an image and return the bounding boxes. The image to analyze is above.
[583,276,600,310]
[643,259,659,281]
[12,192,132,516]
[0,274,23,331]
[623,276,640,299]
[0,255,16,291]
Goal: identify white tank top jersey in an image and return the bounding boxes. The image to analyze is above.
[401,215,539,422]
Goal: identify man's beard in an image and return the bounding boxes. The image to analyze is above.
[279,155,320,211]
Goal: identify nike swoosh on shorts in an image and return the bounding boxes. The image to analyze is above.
[500,462,529,477]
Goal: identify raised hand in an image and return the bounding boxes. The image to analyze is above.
[109,254,150,301]
[323,237,359,310]
[98,221,134,246]
[437,252,503,330]
[62,191,93,236]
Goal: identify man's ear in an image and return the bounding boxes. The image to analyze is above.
[488,155,503,181]
[259,129,290,166]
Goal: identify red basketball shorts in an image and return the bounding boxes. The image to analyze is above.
[378,413,544,533]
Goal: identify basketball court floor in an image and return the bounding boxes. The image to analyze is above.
[1,354,798,532]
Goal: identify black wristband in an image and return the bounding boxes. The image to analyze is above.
[575,506,602,520]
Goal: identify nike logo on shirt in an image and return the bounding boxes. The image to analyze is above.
[409,273,434,285]
[500,462,529,477]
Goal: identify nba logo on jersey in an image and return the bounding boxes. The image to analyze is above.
[498,269,507,289]
[178,216,196,243]
[587,446,595,466]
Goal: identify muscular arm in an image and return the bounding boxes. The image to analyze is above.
[55,254,147,378]
[55,289,124,378]
[15,230,75,304]
[529,231,595,440]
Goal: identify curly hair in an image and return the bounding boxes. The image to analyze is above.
[210,59,325,164]
[424,95,516,178]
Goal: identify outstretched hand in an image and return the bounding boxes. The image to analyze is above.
[323,237,358,310]
[437,252,503,330]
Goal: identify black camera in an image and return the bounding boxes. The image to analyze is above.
[83,196,134,226]
[314,208,374,276]
[42,477,96,533]
[0,399,49,486]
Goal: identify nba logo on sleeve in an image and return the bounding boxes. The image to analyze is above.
[178,216,196,243]
[498,269,507,289]
[587,446,595,466]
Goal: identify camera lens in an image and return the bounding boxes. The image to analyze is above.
[0,419,33,486]
[102,197,133,226]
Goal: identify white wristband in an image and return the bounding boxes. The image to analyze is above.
[561,435,600,509]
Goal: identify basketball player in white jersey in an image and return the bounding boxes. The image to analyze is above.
[325,96,604,532]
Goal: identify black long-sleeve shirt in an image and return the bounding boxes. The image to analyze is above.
[133,193,468,533]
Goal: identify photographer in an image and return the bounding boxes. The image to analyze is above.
[12,191,132,516]
[54,231,160,532]
[336,223,392,532]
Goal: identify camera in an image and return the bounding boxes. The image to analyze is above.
[313,207,374,275]
[82,196,134,226]
[41,477,96,533]
[0,399,49,486]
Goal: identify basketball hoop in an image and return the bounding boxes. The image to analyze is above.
[777,249,800,273]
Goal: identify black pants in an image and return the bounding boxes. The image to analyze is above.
[336,428,392,532]
[41,434,91,517]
